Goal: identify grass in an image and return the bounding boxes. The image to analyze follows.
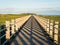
[0,14,28,24]
[0,14,29,30]
[39,15,60,22]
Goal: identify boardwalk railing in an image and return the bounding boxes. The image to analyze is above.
[33,15,60,45]
[0,15,31,45]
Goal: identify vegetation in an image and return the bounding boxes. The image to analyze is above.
[0,13,35,30]
[0,14,30,30]
[39,15,60,22]
[0,14,30,24]
[0,14,60,30]
[0,24,5,30]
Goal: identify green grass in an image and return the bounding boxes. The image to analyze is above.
[0,13,35,30]
[0,14,29,30]
[0,14,28,24]
[39,15,60,22]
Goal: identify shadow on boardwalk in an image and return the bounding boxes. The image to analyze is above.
[11,16,55,45]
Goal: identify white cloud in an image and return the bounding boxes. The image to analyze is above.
[0,7,60,15]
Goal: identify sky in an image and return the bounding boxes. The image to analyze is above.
[0,0,60,15]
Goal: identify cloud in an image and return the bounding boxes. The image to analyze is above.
[0,7,60,15]
[34,8,60,15]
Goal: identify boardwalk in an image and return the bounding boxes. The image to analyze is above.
[11,16,53,45]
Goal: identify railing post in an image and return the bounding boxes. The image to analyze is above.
[54,21,59,44]
[50,20,54,39]
[58,22,60,45]
[6,21,10,39]
[46,19,50,34]
[11,19,15,34]
[44,19,47,31]
[17,18,20,29]
[15,19,18,32]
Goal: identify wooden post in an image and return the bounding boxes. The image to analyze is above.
[47,19,50,34]
[50,20,54,38]
[6,21,10,39]
[11,20,15,34]
[15,19,18,32]
[44,19,47,31]
[44,19,46,31]
[17,18,20,29]
[54,21,59,44]
[58,22,60,45]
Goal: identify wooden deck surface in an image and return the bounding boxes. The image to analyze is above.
[11,16,53,45]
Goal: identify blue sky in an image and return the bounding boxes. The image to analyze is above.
[0,0,60,15]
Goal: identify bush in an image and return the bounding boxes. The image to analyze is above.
[0,24,5,30]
